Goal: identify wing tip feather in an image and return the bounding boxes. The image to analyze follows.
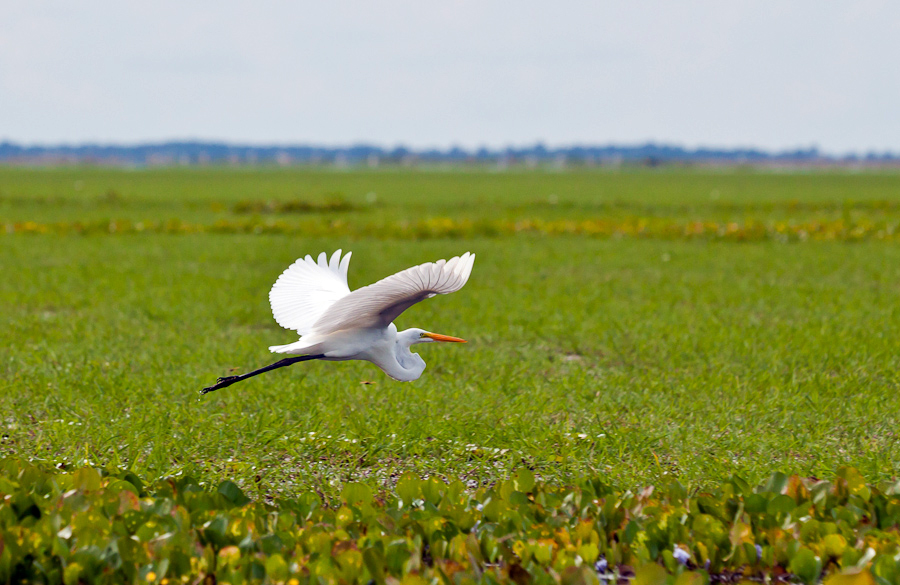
[268,249,354,334]
[340,251,352,278]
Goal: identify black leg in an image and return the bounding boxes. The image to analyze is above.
[200,354,325,395]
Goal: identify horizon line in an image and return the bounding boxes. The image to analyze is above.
[1,139,896,158]
[1,140,898,166]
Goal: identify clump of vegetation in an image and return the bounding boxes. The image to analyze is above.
[1,460,898,584]
[5,215,900,242]
[232,194,354,215]
[95,189,124,206]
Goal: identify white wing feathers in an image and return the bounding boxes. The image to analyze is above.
[269,250,352,335]
[310,252,475,334]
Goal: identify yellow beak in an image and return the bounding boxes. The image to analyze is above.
[423,332,467,343]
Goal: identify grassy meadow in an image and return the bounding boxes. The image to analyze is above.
[4,167,900,583]
[2,167,899,498]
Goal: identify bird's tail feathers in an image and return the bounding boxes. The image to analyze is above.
[269,339,323,355]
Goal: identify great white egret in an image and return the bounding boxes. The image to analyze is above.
[201,250,475,394]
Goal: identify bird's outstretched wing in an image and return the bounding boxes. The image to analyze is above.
[269,250,352,335]
[310,252,475,334]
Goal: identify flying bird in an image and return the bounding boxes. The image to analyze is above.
[201,250,475,394]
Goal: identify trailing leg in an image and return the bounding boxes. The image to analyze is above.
[200,354,324,395]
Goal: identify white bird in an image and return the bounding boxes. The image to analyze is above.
[202,250,475,394]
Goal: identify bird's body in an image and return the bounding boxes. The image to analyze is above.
[202,250,475,393]
[283,324,424,382]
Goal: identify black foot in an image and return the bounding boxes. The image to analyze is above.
[200,375,240,395]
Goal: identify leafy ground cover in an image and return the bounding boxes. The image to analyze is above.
[1,459,899,585]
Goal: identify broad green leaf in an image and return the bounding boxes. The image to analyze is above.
[789,547,822,585]
[202,516,229,548]
[63,562,82,585]
[634,563,668,585]
[823,534,847,558]
[743,493,767,514]
[396,473,421,504]
[762,472,789,495]
[838,468,871,502]
[824,570,876,585]
[766,494,796,516]
[72,468,102,492]
[513,468,535,493]
[421,477,445,504]
[216,481,250,506]
[342,482,373,505]
[265,554,289,582]
[577,542,599,564]
[363,546,386,585]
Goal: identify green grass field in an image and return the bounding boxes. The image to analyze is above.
[3,167,899,498]
[3,167,900,583]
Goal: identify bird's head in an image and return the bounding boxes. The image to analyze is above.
[400,328,467,346]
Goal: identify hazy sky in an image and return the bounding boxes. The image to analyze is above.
[2,1,898,153]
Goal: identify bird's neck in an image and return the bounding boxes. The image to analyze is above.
[383,344,426,382]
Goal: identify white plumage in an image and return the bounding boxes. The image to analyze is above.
[201,250,475,394]
[317,254,472,333]
[269,250,353,335]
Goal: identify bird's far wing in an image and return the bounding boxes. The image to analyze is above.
[310,252,475,334]
[269,250,353,335]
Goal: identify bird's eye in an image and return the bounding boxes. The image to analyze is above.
[419,332,427,338]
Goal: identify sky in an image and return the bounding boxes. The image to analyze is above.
[1,2,898,154]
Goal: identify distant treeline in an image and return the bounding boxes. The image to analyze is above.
[0,140,897,167]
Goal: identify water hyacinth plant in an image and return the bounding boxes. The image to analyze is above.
[1,460,899,585]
